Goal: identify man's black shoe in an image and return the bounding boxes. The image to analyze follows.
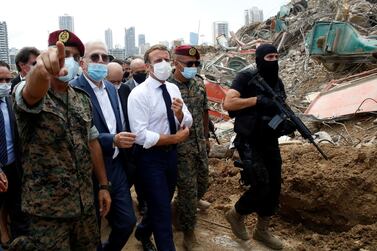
[139,238,157,251]
[135,227,157,251]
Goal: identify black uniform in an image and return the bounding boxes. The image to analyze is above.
[230,68,287,217]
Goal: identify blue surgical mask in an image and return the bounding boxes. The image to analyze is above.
[58,57,80,82]
[88,63,108,82]
[181,67,197,79]
[0,82,11,98]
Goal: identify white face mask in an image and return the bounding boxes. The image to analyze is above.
[0,82,11,98]
[152,60,172,81]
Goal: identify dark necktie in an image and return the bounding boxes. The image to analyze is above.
[0,100,8,166]
[160,84,177,134]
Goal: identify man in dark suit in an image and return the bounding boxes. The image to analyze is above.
[107,62,147,217]
[124,58,147,91]
[70,41,136,251]
[0,61,29,249]
[10,47,40,91]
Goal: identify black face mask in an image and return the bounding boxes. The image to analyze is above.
[256,59,279,86]
[123,71,130,80]
[133,72,147,84]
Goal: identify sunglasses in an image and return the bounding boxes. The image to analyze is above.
[178,60,201,67]
[0,78,12,82]
[89,53,110,63]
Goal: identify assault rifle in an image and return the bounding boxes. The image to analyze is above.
[256,75,328,160]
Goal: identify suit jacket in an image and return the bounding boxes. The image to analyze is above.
[124,78,137,91]
[70,75,124,170]
[11,75,22,92]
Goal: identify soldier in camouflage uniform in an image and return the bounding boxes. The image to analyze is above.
[9,30,111,251]
[169,45,210,251]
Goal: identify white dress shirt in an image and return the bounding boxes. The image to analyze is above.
[85,75,119,158]
[127,76,193,149]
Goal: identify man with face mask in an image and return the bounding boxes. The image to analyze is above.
[10,30,111,250]
[223,44,291,250]
[70,41,137,251]
[128,44,192,251]
[168,45,210,251]
[125,58,148,91]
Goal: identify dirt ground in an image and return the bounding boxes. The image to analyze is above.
[104,140,376,251]
[203,143,377,251]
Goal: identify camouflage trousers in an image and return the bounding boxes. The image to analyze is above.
[176,147,209,232]
[9,206,99,251]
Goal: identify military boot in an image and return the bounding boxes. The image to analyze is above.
[225,207,249,240]
[183,230,203,251]
[253,216,283,250]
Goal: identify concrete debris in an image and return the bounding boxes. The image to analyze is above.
[201,0,377,151]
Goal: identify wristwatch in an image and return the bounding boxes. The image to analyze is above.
[99,182,111,191]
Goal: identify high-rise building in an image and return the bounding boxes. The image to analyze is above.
[105,29,113,50]
[213,21,229,45]
[138,34,145,47]
[0,21,9,64]
[244,7,264,25]
[9,47,18,71]
[109,48,126,60]
[125,27,136,57]
[189,32,199,45]
[139,43,150,56]
[59,14,74,32]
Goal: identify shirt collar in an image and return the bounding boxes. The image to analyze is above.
[147,76,166,89]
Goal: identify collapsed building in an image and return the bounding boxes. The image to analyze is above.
[197,0,377,250]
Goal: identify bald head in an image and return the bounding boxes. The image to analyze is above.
[130,58,145,70]
[107,62,124,88]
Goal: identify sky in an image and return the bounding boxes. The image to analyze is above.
[1,0,288,50]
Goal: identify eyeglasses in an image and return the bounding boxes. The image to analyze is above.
[89,53,110,63]
[0,78,12,82]
[178,60,201,67]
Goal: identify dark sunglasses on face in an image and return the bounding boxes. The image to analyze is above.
[178,60,201,67]
[0,78,12,82]
[89,53,110,63]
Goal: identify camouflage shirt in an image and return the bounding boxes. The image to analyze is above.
[14,82,98,218]
[169,76,208,154]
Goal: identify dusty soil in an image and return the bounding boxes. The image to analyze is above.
[112,142,377,251]
[202,143,377,251]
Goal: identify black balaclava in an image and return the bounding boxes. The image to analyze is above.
[255,44,279,86]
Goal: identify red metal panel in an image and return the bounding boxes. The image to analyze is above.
[305,73,377,119]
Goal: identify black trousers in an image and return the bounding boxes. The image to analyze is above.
[234,136,282,217]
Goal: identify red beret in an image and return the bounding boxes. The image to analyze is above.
[174,45,200,60]
[48,30,85,56]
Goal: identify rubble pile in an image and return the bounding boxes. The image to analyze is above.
[202,1,377,250]
[203,0,377,147]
